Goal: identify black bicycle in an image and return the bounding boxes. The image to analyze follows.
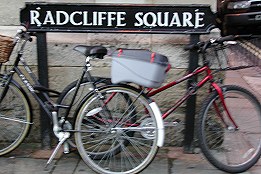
[0,28,164,174]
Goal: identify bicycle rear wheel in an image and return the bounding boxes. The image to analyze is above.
[0,77,31,156]
[74,84,162,174]
[198,85,261,173]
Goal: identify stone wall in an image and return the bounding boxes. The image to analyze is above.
[0,0,221,145]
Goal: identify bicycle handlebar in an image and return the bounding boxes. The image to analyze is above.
[215,35,236,44]
[13,29,33,44]
[184,35,237,52]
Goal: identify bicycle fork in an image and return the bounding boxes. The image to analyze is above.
[211,82,239,130]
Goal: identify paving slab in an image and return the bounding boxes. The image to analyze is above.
[171,159,227,174]
[52,157,80,174]
[142,157,169,174]
[73,160,96,174]
[0,157,55,174]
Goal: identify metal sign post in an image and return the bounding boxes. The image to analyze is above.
[20,2,216,151]
[35,32,52,149]
[184,34,200,153]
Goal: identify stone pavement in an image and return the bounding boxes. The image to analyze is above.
[0,145,261,174]
[224,67,261,99]
[0,67,260,174]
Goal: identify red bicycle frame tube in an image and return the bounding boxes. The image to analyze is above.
[146,66,212,119]
[211,82,238,129]
[147,66,209,97]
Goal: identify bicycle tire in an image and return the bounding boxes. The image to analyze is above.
[0,76,32,156]
[198,85,261,173]
[74,84,161,174]
[56,77,111,147]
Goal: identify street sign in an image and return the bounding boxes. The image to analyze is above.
[20,3,216,34]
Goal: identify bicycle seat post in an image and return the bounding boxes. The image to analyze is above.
[84,56,98,90]
[85,56,92,71]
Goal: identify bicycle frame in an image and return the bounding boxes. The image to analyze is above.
[144,65,214,119]
[1,39,94,122]
[144,62,237,127]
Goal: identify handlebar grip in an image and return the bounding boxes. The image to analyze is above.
[28,37,33,42]
[24,32,33,42]
[16,29,33,42]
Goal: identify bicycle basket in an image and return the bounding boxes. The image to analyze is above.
[207,38,261,70]
[111,49,169,88]
[0,34,14,63]
[225,38,261,69]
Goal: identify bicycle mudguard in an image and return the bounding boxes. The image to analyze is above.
[149,102,165,147]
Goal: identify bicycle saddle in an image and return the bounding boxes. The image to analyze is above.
[73,45,107,59]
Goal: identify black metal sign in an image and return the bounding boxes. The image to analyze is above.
[20,3,216,34]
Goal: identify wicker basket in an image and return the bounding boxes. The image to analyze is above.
[0,34,14,63]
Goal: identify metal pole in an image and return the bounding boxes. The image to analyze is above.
[183,34,200,153]
[36,32,52,149]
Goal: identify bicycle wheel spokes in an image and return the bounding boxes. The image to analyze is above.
[0,83,31,156]
[75,85,159,174]
[199,85,261,173]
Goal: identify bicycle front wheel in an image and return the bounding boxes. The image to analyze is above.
[198,85,261,173]
[75,84,162,174]
[0,77,32,156]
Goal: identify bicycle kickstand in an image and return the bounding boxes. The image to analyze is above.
[44,132,70,169]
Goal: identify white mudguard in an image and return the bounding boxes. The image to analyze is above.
[149,102,165,147]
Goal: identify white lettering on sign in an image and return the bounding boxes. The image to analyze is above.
[169,13,182,27]
[134,11,204,28]
[107,12,116,26]
[30,10,41,26]
[195,10,205,28]
[117,12,127,26]
[29,9,205,29]
[43,11,55,25]
[57,11,69,25]
[70,11,83,25]
[157,12,169,26]
[183,12,193,27]
[30,10,127,27]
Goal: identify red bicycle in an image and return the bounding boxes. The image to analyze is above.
[58,35,261,173]
[144,36,261,173]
